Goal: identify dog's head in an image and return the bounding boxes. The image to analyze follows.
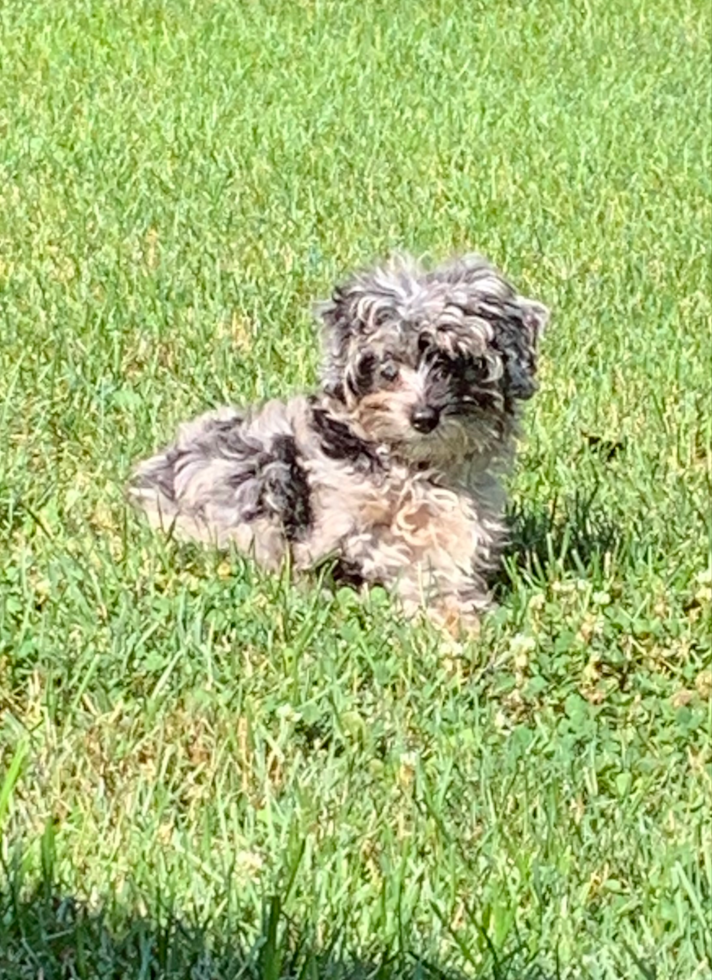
[316,253,549,464]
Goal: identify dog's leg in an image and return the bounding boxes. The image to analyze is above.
[129,405,312,569]
[342,483,501,635]
[394,568,489,636]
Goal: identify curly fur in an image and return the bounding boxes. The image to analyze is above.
[129,253,549,632]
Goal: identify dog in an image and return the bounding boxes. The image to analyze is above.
[129,253,549,633]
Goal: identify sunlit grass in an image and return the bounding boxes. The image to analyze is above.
[0,0,710,977]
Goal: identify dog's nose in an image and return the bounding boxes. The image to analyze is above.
[411,406,440,433]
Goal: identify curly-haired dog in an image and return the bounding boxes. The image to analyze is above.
[130,254,549,632]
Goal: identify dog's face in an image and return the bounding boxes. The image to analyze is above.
[317,254,549,464]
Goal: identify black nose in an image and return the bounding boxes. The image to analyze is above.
[411,406,440,433]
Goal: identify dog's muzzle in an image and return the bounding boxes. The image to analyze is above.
[411,406,440,433]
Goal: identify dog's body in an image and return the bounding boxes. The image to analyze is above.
[130,254,548,631]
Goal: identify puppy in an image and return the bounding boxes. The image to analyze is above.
[129,254,548,632]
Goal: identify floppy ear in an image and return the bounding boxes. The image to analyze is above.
[314,283,359,398]
[315,258,413,397]
[499,297,550,401]
[521,299,550,343]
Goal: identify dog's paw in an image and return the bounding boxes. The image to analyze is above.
[425,598,482,641]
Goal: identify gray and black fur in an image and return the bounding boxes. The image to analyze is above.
[130,253,549,632]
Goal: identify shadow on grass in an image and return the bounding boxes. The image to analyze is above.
[0,868,558,980]
[495,490,623,598]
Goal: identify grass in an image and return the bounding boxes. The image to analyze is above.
[0,0,710,976]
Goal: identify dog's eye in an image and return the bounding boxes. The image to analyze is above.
[380,362,399,382]
[465,357,487,382]
[357,351,377,373]
[417,334,433,357]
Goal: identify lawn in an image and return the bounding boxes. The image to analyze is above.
[0,0,710,976]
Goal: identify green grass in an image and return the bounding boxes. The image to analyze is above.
[1,0,711,976]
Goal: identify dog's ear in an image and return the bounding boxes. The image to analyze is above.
[314,282,360,399]
[520,298,549,343]
[316,258,414,397]
[499,297,550,401]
